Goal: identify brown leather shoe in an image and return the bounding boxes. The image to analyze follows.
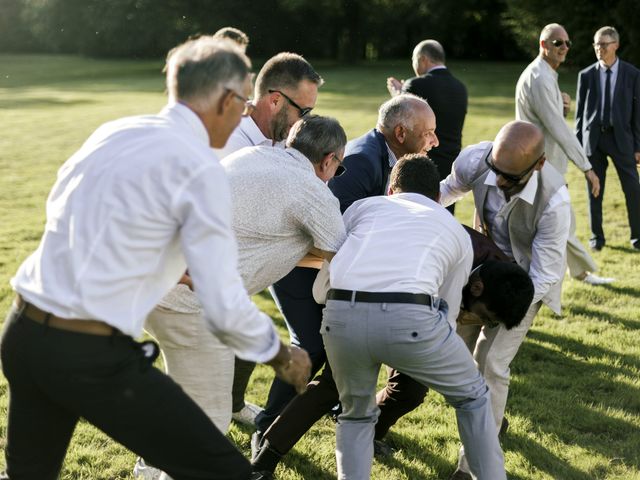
[449,469,472,480]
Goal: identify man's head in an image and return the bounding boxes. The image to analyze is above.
[488,120,545,198]
[377,94,439,158]
[286,115,347,182]
[165,36,252,148]
[212,27,250,52]
[389,154,440,201]
[539,23,571,70]
[411,40,446,76]
[461,260,534,330]
[252,53,324,142]
[593,26,619,66]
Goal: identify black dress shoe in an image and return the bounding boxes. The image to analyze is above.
[589,238,605,251]
[373,439,395,457]
[499,416,509,437]
[449,469,472,480]
[633,239,640,250]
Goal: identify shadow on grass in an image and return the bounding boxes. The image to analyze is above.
[565,303,640,330]
[0,97,96,109]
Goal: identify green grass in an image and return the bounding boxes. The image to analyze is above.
[1,53,639,479]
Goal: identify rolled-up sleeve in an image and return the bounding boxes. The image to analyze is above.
[173,162,280,363]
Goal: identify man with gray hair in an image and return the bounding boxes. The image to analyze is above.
[516,23,613,285]
[576,26,640,252]
[387,40,467,213]
[1,36,309,480]
[145,115,347,443]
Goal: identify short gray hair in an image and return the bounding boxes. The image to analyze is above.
[413,40,446,64]
[377,94,430,132]
[286,115,347,164]
[165,36,251,111]
[595,26,619,43]
[255,52,323,98]
[539,23,565,42]
[213,27,250,48]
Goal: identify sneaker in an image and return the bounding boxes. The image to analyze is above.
[373,439,395,458]
[499,416,509,437]
[232,402,263,427]
[133,458,163,480]
[577,272,615,285]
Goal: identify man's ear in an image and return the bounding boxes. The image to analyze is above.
[535,154,546,171]
[435,191,441,203]
[469,277,484,297]
[394,124,406,144]
[217,89,235,116]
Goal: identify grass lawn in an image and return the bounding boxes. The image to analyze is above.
[1,53,639,480]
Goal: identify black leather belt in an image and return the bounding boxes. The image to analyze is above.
[327,289,434,306]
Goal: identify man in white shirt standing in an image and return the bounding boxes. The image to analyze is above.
[211,52,323,426]
[322,154,505,480]
[1,36,310,480]
[441,121,571,480]
[515,23,612,285]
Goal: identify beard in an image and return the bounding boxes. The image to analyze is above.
[271,107,291,142]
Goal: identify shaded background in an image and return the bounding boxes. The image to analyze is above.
[1,0,639,66]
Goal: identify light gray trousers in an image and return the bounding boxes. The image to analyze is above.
[322,299,506,480]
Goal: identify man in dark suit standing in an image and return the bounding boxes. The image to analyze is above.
[387,40,468,213]
[576,26,640,251]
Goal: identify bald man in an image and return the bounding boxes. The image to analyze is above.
[440,121,571,480]
[516,23,613,286]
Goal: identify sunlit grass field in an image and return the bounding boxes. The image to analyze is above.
[1,53,639,479]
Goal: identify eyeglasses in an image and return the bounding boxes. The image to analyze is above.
[485,151,544,184]
[225,88,254,116]
[593,41,617,49]
[326,151,346,177]
[268,89,313,117]
[550,39,572,48]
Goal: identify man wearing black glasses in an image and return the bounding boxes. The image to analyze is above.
[516,23,613,286]
[576,26,640,253]
[440,120,571,480]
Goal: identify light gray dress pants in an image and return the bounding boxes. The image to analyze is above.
[322,298,506,480]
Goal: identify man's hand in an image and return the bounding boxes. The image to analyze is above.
[266,343,311,394]
[178,272,193,290]
[386,77,403,96]
[585,169,601,198]
[635,152,640,166]
[561,92,571,118]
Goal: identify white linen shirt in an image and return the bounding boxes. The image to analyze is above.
[440,142,571,306]
[515,56,591,175]
[11,102,280,363]
[329,193,473,326]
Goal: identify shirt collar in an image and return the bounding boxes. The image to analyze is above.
[427,65,447,73]
[160,102,210,145]
[285,147,316,173]
[598,57,619,72]
[392,192,439,208]
[385,142,398,167]
[484,170,539,205]
[536,56,558,80]
[241,115,274,146]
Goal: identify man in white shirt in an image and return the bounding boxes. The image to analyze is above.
[515,23,612,285]
[146,115,347,436]
[1,36,310,480]
[212,52,324,426]
[441,121,571,480]
[322,154,505,480]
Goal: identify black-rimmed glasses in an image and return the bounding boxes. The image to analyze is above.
[268,89,313,117]
[485,151,544,184]
[593,41,616,49]
[225,88,254,116]
[550,39,572,48]
[325,151,346,177]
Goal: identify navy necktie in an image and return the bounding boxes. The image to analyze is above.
[603,68,612,128]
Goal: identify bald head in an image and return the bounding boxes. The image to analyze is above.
[539,23,565,42]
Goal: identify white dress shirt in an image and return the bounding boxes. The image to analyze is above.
[598,58,619,123]
[516,56,591,175]
[329,193,473,325]
[440,142,571,306]
[213,115,284,159]
[11,102,280,363]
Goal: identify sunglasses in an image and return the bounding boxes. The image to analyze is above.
[268,89,313,117]
[550,39,572,48]
[485,151,544,184]
[326,151,346,177]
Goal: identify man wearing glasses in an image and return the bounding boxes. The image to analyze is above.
[441,120,571,480]
[576,26,640,252]
[515,23,612,286]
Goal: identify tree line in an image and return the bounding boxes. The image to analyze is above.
[1,0,638,66]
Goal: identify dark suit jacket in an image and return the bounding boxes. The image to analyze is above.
[403,68,468,178]
[575,59,640,156]
[328,129,390,213]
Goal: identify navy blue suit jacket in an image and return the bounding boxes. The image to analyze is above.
[328,129,390,213]
[576,59,640,156]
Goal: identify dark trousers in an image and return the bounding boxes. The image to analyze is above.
[255,267,327,432]
[262,361,428,454]
[588,130,640,243]
[0,305,251,480]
